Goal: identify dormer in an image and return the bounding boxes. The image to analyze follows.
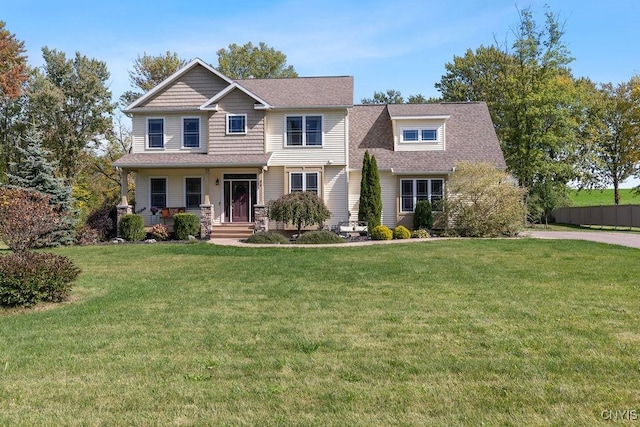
[387,104,449,152]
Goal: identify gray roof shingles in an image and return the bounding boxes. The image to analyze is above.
[349,102,506,174]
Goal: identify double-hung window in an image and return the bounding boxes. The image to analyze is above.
[150,178,167,208]
[226,114,247,134]
[185,177,202,209]
[401,127,438,143]
[400,178,444,212]
[289,172,319,195]
[286,115,322,146]
[148,118,164,148]
[183,118,200,148]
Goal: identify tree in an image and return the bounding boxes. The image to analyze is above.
[580,77,640,205]
[361,89,404,104]
[0,21,28,99]
[436,7,581,217]
[120,51,187,106]
[358,150,382,228]
[216,42,298,79]
[445,162,526,237]
[27,47,114,181]
[267,191,331,237]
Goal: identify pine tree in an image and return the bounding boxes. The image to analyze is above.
[7,126,76,245]
[369,155,382,228]
[358,151,372,223]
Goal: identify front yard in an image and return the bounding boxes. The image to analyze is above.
[1,239,639,425]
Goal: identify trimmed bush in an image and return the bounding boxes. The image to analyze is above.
[119,214,145,241]
[76,226,100,245]
[173,213,200,240]
[85,201,117,240]
[370,225,392,240]
[0,252,81,307]
[413,200,433,230]
[244,231,290,244]
[149,224,170,241]
[411,229,431,239]
[295,230,345,244]
[393,225,411,239]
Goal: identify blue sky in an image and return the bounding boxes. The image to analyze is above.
[3,0,640,186]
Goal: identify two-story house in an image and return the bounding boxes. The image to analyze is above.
[114,58,505,238]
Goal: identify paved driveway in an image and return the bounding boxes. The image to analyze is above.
[528,230,640,249]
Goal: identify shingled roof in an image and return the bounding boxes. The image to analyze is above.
[236,76,354,108]
[349,102,506,174]
[113,153,272,168]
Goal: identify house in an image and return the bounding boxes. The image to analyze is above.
[113,58,505,237]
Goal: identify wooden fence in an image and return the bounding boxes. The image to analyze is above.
[552,205,640,228]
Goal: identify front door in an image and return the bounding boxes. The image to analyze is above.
[232,181,249,222]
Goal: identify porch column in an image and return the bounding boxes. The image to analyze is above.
[203,168,211,205]
[116,168,132,237]
[254,204,268,233]
[200,168,214,239]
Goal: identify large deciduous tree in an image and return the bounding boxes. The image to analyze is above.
[361,89,404,104]
[120,51,187,106]
[216,42,298,79]
[27,47,113,181]
[580,77,640,205]
[436,7,582,219]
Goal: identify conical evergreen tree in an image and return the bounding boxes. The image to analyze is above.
[7,126,76,245]
[358,151,371,223]
[369,154,382,229]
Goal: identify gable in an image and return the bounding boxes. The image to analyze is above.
[140,64,230,109]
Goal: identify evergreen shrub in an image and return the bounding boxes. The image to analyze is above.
[393,225,411,239]
[370,225,393,240]
[173,213,200,240]
[413,200,433,230]
[119,214,145,241]
[245,231,290,244]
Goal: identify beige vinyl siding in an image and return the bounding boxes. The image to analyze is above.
[265,110,347,166]
[262,166,284,230]
[348,170,397,228]
[208,89,265,155]
[131,114,208,153]
[323,166,349,225]
[348,170,362,220]
[143,65,228,108]
[393,119,446,152]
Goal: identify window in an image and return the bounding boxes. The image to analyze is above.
[400,127,438,143]
[185,177,202,209]
[289,172,319,195]
[286,115,322,146]
[148,118,164,148]
[400,178,444,212]
[183,118,200,148]
[150,178,167,208]
[226,114,247,134]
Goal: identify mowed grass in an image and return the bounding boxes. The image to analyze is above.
[569,188,640,206]
[1,240,640,425]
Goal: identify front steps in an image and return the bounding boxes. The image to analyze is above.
[210,222,255,239]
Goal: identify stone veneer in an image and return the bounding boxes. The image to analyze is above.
[200,204,214,239]
[116,204,132,237]
[253,204,268,233]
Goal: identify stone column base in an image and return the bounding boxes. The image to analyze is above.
[200,204,214,239]
[116,204,133,237]
[253,204,268,233]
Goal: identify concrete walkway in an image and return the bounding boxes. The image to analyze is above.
[527,230,640,250]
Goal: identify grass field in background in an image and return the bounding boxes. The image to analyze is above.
[569,188,640,206]
[1,240,640,425]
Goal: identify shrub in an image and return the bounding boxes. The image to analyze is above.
[393,225,411,239]
[370,225,392,240]
[413,200,433,230]
[244,231,290,244]
[267,191,332,236]
[119,214,145,241]
[85,201,117,240]
[76,226,101,245]
[173,213,200,240]
[295,230,345,244]
[149,224,170,241]
[411,229,431,239]
[445,162,526,237]
[0,252,81,307]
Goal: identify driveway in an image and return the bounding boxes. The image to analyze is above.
[528,230,640,250]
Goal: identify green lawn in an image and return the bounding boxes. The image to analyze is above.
[2,240,640,425]
[569,188,640,206]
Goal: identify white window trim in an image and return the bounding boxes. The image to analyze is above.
[181,116,201,149]
[289,171,321,197]
[146,117,165,149]
[399,178,444,213]
[149,176,168,210]
[400,125,439,143]
[284,114,324,147]
[226,114,247,135]
[184,176,203,209]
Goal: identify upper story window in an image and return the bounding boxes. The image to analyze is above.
[286,115,322,146]
[147,118,164,148]
[401,127,438,143]
[182,117,200,148]
[185,177,202,209]
[227,114,247,135]
[400,178,444,213]
[290,172,319,195]
[150,178,167,208]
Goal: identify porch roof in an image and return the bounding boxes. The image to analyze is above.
[113,153,273,169]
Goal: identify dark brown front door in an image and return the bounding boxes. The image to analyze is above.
[232,181,249,222]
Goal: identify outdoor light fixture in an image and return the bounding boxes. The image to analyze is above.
[216,178,220,186]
